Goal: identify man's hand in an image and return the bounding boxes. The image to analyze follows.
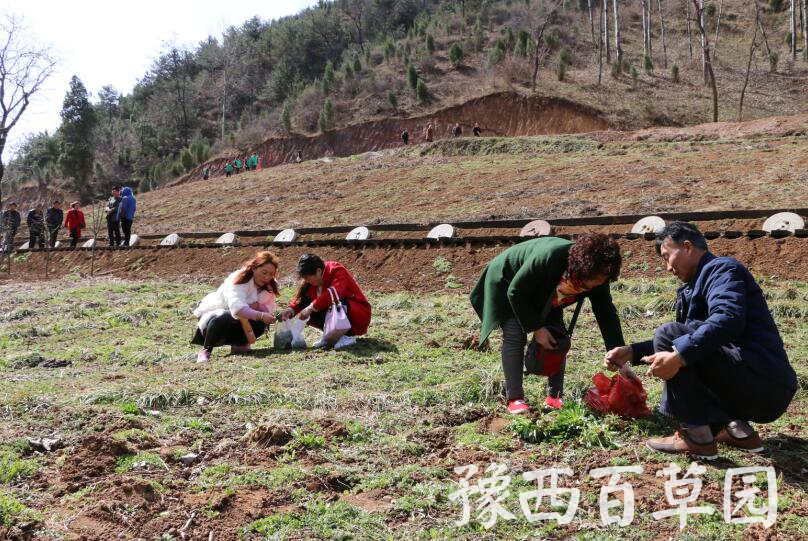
[533,327,558,350]
[644,351,684,380]
[604,346,633,371]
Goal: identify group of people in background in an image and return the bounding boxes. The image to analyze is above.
[224,154,260,177]
[0,186,136,252]
[401,121,482,145]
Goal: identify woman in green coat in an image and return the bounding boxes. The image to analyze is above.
[470,234,625,414]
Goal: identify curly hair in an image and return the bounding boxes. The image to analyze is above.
[567,233,622,282]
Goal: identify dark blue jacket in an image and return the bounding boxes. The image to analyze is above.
[117,187,136,221]
[633,252,797,391]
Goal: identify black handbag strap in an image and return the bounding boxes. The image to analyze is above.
[566,298,585,337]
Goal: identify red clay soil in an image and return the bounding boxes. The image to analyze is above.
[5,237,807,290]
[179,92,610,184]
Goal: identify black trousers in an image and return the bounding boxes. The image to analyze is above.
[107,218,121,246]
[69,228,80,248]
[653,322,795,426]
[48,229,59,247]
[191,313,266,349]
[121,219,133,246]
[29,231,46,250]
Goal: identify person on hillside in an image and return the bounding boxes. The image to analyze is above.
[225,161,233,177]
[203,166,211,180]
[473,122,482,137]
[281,254,371,350]
[604,222,797,460]
[192,251,280,362]
[106,187,122,248]
[452,123,462,137]
[295,150,303,163]
[1,201,21,252]
[116,187,137,247]
[234,157,242,173]
[470,234,625,414]
[401,128,410,145]
[424,123,434,142]
[26,204,46,250]
[64,202,86,249]
[46,200,64,248]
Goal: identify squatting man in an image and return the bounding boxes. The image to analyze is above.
[604,222,797,460]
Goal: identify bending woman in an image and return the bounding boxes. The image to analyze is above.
[470,234,625,414]
[192,251,279,362]
[281,254,371,350]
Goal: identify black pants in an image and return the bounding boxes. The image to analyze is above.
[653,322,796,426]
[226,170,232,177]
[69,228,80,248]
[191,313,266,349]
[48,229,59,247]
[107,219,121,247]
[501,307,565,401]
[1,230,15,252]
[29,231,46,250]
[121,219,133,246]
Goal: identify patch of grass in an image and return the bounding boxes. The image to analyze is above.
[432,257,452,274]
[195,463,307,491]
[115,452,165,473]
[0,490,41,526]
[455,422,513,452]
[118,401,140,415]
[291,429,325,450]
[510,402,619,448]
[242,499,389,539]
[0,447,38,483]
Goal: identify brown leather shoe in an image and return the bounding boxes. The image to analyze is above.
[715,428,764,453]
[646,430,718,460]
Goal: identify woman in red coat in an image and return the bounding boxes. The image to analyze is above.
[282,254,371,350]
[64,201,86,248]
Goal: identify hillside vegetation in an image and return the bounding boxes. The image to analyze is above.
[4,0,808,205]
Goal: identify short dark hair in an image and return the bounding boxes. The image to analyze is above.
[655,221,708,255]
[297,253,325,277]
[567,233,622,282]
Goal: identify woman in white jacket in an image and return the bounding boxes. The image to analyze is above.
[192,251,280,362]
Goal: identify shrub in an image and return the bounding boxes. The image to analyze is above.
[644,55,653,72]
[630,65,639,84]
[556,50,568,81]
[505,26,516,51]
[322,60,334,94]
[384,41,395,63]
[769,51,779,73]
[426,34,435,53]
[318,99,333,132]
[407,64,418,90]
[416,79,428,103]
[282,102,292,133]
[487,44,505,66]
[768,0,784,11]
[785,31,792,48]
[344,63,354,80]
[449,42,464,66]
[180,149,194,171]
[610,61,621,78]
[353,56,362,74]
[473,18,484,51]
[388,91,398,109]
[671,64,679,83]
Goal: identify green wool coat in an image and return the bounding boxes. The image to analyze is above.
[469,237,625,348]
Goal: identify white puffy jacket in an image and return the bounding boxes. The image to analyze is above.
[193,271,276,331]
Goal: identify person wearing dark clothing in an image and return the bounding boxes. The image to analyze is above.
[203,167,211,180]
[605,222,797,460]
[473,122,481,137]
[471,234,625,414]
[452,123,462,137]
[1,202,21,252]
[64,202,86,248]
[26,204,46,250]
[401,129,410,145]
[225,161,233,177]
[116,187,136,247]
[46,201,64,248]
[106,187,122,247]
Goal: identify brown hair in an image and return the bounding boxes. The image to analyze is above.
[567,233,622,282]
[233,251,280,294]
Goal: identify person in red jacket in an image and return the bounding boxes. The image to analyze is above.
[281,254,371,350]
[64,201,86,248]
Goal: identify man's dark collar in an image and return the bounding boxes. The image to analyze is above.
[687,251,715,285]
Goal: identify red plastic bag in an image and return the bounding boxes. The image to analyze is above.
[584,369,652,419]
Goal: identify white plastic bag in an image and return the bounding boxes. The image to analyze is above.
[274,317,308,349]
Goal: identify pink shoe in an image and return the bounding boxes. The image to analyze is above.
[230,345,252,355]
[544,396,563,410]
[196,348,211,363]
[507,399,531,414]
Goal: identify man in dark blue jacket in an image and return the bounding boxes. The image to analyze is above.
[116,187,136,247]
[605,222,797,460]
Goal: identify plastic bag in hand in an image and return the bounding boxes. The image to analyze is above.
[274,317,308,349]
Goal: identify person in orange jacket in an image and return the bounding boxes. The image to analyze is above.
[64,201,86,248]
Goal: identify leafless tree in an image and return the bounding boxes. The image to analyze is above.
[603,0,611,63]
[684,0,694,61]
[598,0,605,85]
[532,0,563,90]
[739,1,761,121]
[692,0,718,121]
[699,0,708,83]
[340,0,366,53]
[0,14,55,216]
[802,0,807,61]
[642,0,652,61]
[713,0,723,60]
[587,0,595,44]
[613,0,623,68]
[658,0,668,68]
[791,0,797,60]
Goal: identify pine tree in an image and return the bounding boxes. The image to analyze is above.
[58,76,97,202]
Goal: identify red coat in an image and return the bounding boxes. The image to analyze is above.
[64,209,86,233]
[290,261,371,336]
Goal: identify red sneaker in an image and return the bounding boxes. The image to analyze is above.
[544,396,563,410]
[507,399,531,414]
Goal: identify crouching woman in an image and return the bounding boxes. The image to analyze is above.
[281,254,371,349]
[192,251,280,362]
[470,234,626,414]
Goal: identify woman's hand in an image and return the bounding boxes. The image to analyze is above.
[298,304,314,320]
[260,312,276,324]
[604,346,634,371]
[280,308,295,321]
[533,327,558,350]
